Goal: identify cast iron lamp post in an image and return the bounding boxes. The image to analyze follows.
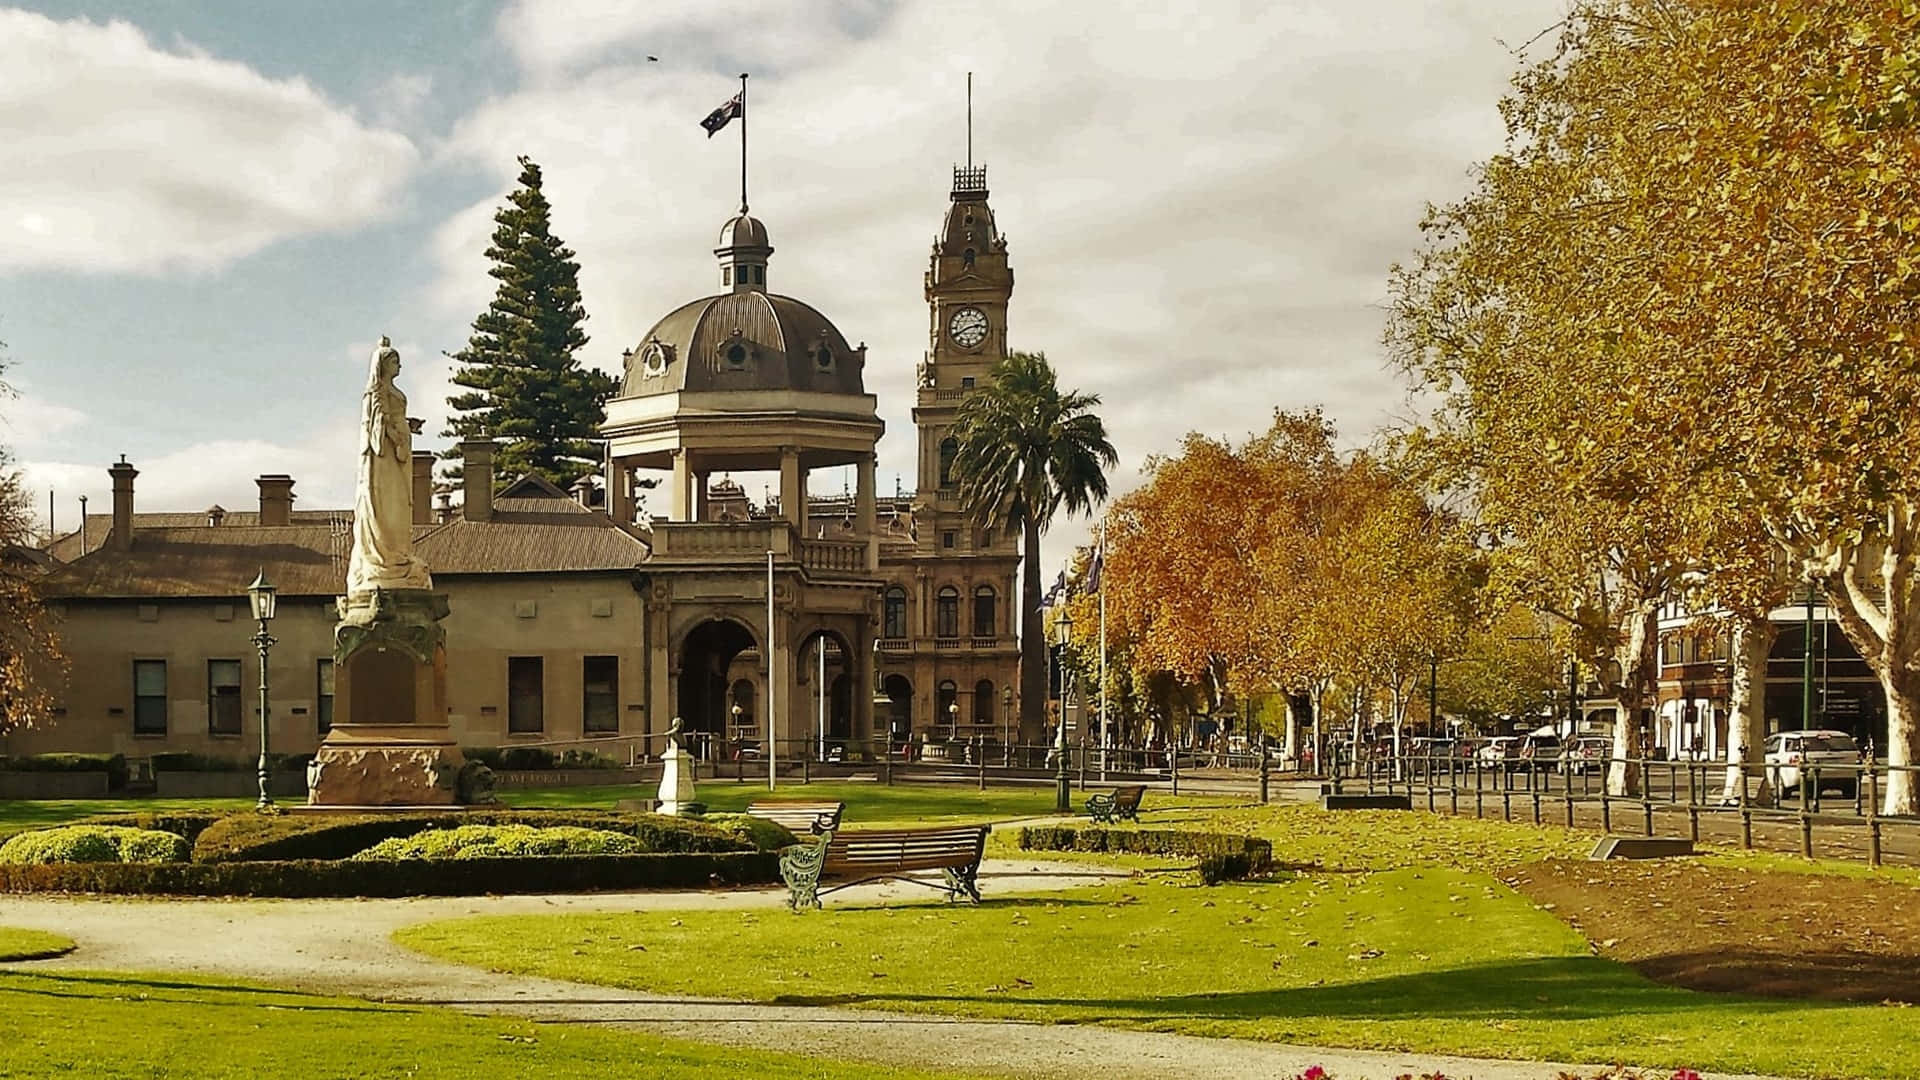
[948,700,960,745]
[1055,608,1073,812]
[246,570,277,810]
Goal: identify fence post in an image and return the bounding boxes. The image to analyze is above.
[1601,757,1612,833]
[1259,736,1271,804]
[978,736,987,792]
[1799,765,1814,859]
[1562,757,1575,829]
[883,739,894,786]
[802,743,810,785]
[1641,756,1655,836]
[1473,758,1484,819]
[1686,762,1699,843]
[1867,765,1882,868]
[1171,743,1180,796]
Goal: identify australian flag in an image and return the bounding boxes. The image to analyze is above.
[700,93,743,137]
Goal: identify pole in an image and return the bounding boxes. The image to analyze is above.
[253,621,276,809]
[738,73,749,214]
[1568,659,1580,736]
[766,548,776,790]
[817,636,825,763]
[1098,530,1108,778]
[966,71,973,168]
[1802,582,1816,732]
[1055,647,1070,812]
[1428,656,1439,741]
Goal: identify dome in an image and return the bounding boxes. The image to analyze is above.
[717,213,770,250]
[619,290,866,397]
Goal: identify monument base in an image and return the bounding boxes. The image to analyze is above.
[308,741,465,807]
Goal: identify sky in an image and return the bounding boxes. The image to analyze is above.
[0,0,1560,571]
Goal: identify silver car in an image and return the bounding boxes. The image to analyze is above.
[1763,729,1862,797]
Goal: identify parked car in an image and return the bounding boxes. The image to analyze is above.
[1476,736,1522,767]
[1517,733,1562,771]
[1764,729,1862,797]
[1557,736,1612,775]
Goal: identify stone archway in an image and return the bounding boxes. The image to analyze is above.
[884,674,913,745]
[797,628,853,758]
[677,618,758,740]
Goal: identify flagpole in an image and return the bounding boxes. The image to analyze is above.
[738,72,749,213]
[1098,528,1108,778]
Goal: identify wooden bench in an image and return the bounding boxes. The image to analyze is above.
[1086,784,1146,824]
[746,799,845,835]
[778,824,990,910]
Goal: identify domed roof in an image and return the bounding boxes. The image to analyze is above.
[619,290,866,397]
[717,213,770,251]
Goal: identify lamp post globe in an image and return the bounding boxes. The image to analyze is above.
[245,570,278,810]
[731,703,743,763]
[1054,607,1073,812]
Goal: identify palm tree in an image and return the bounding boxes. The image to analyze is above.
[951,352,1117,743]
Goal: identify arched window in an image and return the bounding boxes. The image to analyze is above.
[814,345,833,371]
[883,586,909,639]
[972,585,996,638]
[936,586,960,638]
[962,248,976,269]
[973,679,994,725]
[937,679,959,730]
[938,437,958,488]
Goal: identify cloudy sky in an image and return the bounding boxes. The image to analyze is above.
[0,0,1557,567]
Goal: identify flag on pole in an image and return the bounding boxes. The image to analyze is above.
[1085,540,1104,593]
[700,93,743,136]
[1043,569,1067,607]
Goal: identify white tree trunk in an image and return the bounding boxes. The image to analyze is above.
[1607,599,1660,798]
[1720,613,1775,806]
[1816,503,1920,816]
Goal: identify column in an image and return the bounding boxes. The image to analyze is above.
[857,451,878,570]
[853,619,875,743]
[779,446,804,529]
[694,471,711,522]
[670,449,691,521]
[608,462,632,524]
[647,604,672,754]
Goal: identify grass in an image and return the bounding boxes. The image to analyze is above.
[0,969,982,1080]
[1153,803,1600,872]
[504,779,1240,824]
[0,927,74,962]
[397,869,1920,1080]
[0,798,252,837]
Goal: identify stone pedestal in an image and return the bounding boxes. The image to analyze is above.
[309,588,482,807]
[656,738,699,816]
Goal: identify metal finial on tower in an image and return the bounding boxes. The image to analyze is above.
[966,71,973,169]
[739,72,750,214]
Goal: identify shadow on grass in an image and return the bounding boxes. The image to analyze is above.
[1635,948,1920,1004]
[749,955,1869,1024]
[0,971,410,1014]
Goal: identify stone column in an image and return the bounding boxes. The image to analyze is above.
[608,462,633,524]
[670,449,691,522]
[853,618,875,743]
[779,446,803,529]
[694,470,711,522]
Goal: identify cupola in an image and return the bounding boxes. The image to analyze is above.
[716,213,772,293]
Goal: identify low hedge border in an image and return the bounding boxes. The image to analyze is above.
[190,809,746,863]
[1017,825,1275,884]
[0,851,778,897]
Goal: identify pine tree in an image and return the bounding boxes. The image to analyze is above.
[443,156,616,489]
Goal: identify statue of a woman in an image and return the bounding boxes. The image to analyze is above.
[347,336,431,595]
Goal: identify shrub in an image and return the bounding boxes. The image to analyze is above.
[192,809,747,863]
[461,747,625,772]
[77,812,228,845]
[0,753,129,790]
[703,814,797,853]
[148,753,246,773]
[1017,826,1274,884]
[354,825,644,860]
[0,825,189,865]
[0,851,779,897]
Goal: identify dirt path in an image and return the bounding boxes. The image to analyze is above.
[0,858,1776,1080]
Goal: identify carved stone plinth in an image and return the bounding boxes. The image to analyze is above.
[657,742,698,816]
[307,744,464,806]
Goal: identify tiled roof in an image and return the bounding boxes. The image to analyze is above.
[44,510,342,562]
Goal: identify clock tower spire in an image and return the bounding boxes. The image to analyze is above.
[915,153,1013,499]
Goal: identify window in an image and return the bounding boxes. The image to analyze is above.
[727,344,748,369]
[938,437,958,488]
[508,656,545,733]
[883,586,909,639]
[960,376,975,389]
[942,531,956,549]
[936,586,960,638]
[973,585,996,638]
[133,660,167,735]
[316,659,335,735]
[752,265,764,284]
[208,660,243,735]
[974,679,995,725]
[938,680,958,728]
[815,346,833,371]
[722,266,732,286]
[583,656,619,734]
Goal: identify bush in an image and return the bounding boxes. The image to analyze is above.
[77,812,228,845]
[0,851,779,897]
[192,809,747,863]
[703,814,797,853]
[1017,826,1274,884]
[354,825,643,860]
[0,825,189,865]
[147,753,246,773]
[461,746,625,772]
[0,753,129,790]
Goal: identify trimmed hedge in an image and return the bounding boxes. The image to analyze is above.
[703,813,798,853]
[1018,825,1274,885]
[193,809,746,863]
[78,812,228,845]
[0,851,778,897]
[0,753,129,789]
[0,825,189,865]
[461,746,623,772]
[354,825,644,860]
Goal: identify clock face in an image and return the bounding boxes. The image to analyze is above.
[948,306,989,349]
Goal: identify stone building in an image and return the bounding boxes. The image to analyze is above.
[8,166,1023,764]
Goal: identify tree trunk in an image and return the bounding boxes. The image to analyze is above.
[1819,505,1920,816]
[1721,613,1776,806]
[1019,514,1047,744]
[1607,599,1659,797]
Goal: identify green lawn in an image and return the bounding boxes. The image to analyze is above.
[0,927,73,962]
[397,869,1920,1080]
[0,797,252,837]
[0,969,979,1080]
[504,779,1240,824]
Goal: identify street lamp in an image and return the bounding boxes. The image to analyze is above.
[245,570,277,810]
[730,703,743,766]
[948,700,960,742]
[1055,607,1073,812]
[1001,685,1014,767]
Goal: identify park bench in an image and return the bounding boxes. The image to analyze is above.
[1086,784,1146,824]
[778,824,991,910]
[745,799,845,835]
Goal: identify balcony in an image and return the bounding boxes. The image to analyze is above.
[800,539,869,574]
[649,521,782,560]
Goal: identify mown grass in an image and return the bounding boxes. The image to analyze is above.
[506,779,1239,825]
[0,969,981,1080]
[0,928,74,962]
[398,868,1920,1080]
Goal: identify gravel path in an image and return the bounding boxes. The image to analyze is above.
[0,858,1776,1080]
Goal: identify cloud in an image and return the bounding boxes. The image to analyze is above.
[432,0,1557,567]
[0,384,86,450]
[0,9,421,275]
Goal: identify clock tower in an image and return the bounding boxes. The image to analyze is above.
[916,163,1013,496]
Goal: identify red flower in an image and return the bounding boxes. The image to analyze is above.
[1298,1067,1329,1080]
[1673,1071,1703,1080]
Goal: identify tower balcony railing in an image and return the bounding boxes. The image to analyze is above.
[649,520,784,559]
[800,539,869,574]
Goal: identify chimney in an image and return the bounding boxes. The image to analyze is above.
[206,504,227,527]
[411,452,435,526]
[108,456,137,552]
[256,475,295,526]
[459,439,494,522]
[570,474,595,508]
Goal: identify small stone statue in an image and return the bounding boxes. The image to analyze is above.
[348,336,431,596]
[917,359,936,388]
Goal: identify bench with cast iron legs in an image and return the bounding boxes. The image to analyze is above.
[1086,784,1146,824]
[746,799,846,836]
[778,824,990,910]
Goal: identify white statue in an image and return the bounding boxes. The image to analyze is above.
[347,336,431,595]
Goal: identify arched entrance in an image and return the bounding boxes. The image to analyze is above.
[678,618,758,741]
[798,630,853,758]
[884,674,913,745]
